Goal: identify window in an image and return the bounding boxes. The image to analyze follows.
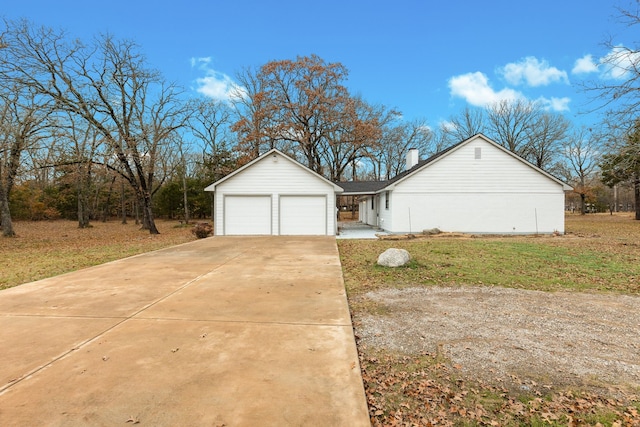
[371,197,374,210]
[475,147,482,159]
[385,191,390,209]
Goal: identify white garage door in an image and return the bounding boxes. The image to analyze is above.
[224,196,272,235]
[280,196,327,235]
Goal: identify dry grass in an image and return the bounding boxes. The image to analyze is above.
[339,212,640,298]
[340,212,640,426]
[0,219,198,289]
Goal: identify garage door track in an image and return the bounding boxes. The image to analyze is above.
[0,236,370,426]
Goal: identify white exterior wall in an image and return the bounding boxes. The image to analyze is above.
[212,152,338,235]
[359,195,379,227]
[358,200,366,222]
[378,191,393,230]
[386,137,567,234]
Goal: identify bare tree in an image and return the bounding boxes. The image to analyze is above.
[231,66,273,161]
[439,106,486,146]
[582,3,640,125]
[188,98,236,218]
[579,2,640,219]
[1,20,187,234]
[601,122,640,219]
[55,112,104,228]
[524,112,570,171]
[487,99,540,156]
[373,117,433,180]
[188,98,235,178]
[562,127,601,215]
[0,80,52,236]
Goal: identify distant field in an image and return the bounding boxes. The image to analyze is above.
[0,219,198,289]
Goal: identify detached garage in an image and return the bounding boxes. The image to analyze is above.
[205,149,343,236]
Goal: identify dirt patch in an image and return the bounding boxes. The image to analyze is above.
[354,286,640,393]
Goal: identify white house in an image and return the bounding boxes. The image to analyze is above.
[340,134,572,234]
[205,149,343,236]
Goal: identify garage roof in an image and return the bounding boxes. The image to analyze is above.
[205,149,344,193]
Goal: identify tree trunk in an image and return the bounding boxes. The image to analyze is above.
[77,166,91,229]
[138,191,159,234]
[580,193,587,215]
[182,171,190,224]
[0,184,15,237]
[634,174,640,220]
[77,193,90,228]
[100,175,117,223]
[351,195,356,219]
[121,179,127,224]
[210,193,214,222]
[143,194,160,234]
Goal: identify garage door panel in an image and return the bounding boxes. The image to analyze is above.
[224,196,271,235]
[280,196,326,235]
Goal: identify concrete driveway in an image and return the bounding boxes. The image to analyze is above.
[0,236,370,426]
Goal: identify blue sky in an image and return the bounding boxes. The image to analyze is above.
[3,0,636,129]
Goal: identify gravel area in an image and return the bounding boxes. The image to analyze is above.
[354,286,640,391]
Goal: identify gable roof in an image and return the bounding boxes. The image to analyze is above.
[204,148,344,192]
[337,133,573,194]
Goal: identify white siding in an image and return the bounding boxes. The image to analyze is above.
[360,196,378,227]
[390,192,565,234]
[396,138,562,194]
[212,152,337,235]
[378,191,393,230]
[386,136,566,234]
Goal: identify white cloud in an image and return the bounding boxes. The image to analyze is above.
[439,120,457,132]
[574,47,640,80]
[190,56,211,69]
[500,57,569,87]
[190,57,244,102]
[448,72,523,107]
[599,45,640,80]
[572,54,598,74]
[538,96,571,112]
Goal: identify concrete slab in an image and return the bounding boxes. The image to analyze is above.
[0,236,370,426]
[337,221,389,239]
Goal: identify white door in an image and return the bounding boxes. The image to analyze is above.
[224,196,271,235]
[280,196,327,235]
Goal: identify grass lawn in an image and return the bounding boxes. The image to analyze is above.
[0,219,197,290]
[339,212,640,426]
[340,212,640,297]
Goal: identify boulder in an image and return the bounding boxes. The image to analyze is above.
[377,248,411,267]
[423,228,441,235]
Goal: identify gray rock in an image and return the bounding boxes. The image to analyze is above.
[423,228,441,235]
[377,248,411,267]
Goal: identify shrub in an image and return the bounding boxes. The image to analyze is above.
[191,222,213,238]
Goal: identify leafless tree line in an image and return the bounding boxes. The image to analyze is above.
[2,3,640,238]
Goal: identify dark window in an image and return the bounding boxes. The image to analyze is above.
[371,197,374,209]
[385,191,390,209]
